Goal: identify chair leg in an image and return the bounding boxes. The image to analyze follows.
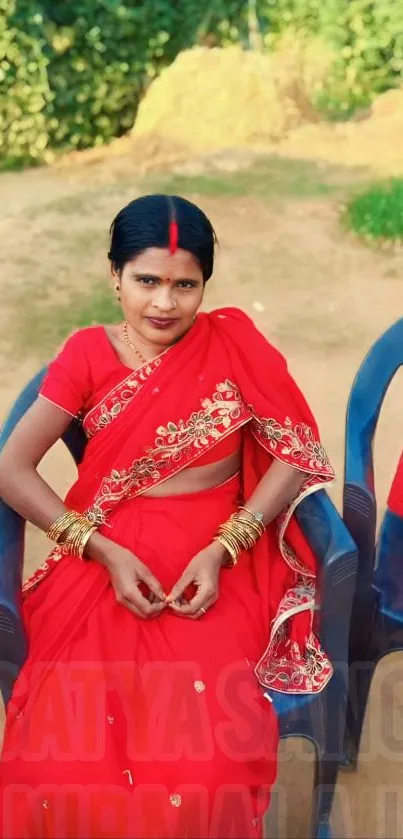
[307,678,348,839]
[342,659,377,771]
[309,752,340,839]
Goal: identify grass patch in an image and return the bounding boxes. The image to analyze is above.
[24,188,111,220]
[344,178,403,245]
[23,155,348,222]
[17,283,120,360]
[150,157,345,200]
[0,156,37,173]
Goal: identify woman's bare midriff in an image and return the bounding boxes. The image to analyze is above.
[142,451,241,497]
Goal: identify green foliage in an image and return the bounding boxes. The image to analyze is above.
[19,284,121,357]
[0,0,246,165]
[0,0,51,166]
[1,0,402,166]
[43,4,170,150]
[344,179,403,243]
[261,0,403,116]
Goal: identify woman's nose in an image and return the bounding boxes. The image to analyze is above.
[152,287,177,311]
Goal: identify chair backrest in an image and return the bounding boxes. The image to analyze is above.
[343,318,403,636]
[0,369,86,704]
[296,491,357,670]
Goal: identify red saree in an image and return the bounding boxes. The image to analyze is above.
[388,452,403,515]
[0,307,334,839]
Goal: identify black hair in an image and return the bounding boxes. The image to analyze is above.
[108,194,217,282]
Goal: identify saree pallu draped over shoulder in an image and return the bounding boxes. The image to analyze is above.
[24,307,334,696]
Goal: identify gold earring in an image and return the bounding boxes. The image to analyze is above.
[115,284,120,301]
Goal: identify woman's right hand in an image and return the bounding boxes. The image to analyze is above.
[87,533,167,619]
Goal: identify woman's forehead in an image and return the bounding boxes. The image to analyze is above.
[127,247,202,278]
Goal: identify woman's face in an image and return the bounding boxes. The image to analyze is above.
[113,247,205,348]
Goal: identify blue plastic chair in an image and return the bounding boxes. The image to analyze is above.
[343,318,403,770]
[0,369,358,838]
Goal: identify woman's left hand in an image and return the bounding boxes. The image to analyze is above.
[166,541,227,618]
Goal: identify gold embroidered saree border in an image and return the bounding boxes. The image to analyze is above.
[253,476,334,695]
[85,380,249,525]
[83,352,167,439]
[250,411,333,477]
[22,544,65,595]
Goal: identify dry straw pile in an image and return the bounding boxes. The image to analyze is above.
[132,41,332,156]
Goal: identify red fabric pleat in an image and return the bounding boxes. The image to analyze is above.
[1,477,277,838]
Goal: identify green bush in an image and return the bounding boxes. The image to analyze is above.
[344,179,403,243]
[261,0,403,117]
[1,0,403,166]
[0,0,51,167]
[0,0,247,165]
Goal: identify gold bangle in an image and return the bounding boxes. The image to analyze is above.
[215,509,265,568]
[63,518,97,558]
[237,510,265,536]
[48,511,97,559]
[65,522,84,556]
[238,506,265,528]
[47,511,80,542]
[67,522,96,558]
[80,526,97,557]
[219,528,241,555]
[215,535,238,567]
[216,527,244,565]
[219,520,255,551]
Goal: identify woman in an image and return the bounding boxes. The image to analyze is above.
[0,194,334,839]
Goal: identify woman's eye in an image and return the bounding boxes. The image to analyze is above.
[138,277,156,286]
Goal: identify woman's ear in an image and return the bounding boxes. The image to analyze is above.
[110,263,121,301]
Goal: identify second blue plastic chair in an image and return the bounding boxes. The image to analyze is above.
[343,318,403,769]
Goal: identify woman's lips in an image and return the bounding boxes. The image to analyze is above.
[146,317,179,330]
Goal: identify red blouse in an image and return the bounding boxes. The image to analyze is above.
[39,327,241,465]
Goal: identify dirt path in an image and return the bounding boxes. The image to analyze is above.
[1,160,403,837]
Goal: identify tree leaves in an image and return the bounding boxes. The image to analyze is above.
[1,0,401,166]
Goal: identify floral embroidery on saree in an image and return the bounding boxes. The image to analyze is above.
[250,413,332,477]
[83,354,165,439]
[254,584,333,693]
[248,409,333,578]
[23,545,65,594]
[153,379,243,458]
[86,380,249,525]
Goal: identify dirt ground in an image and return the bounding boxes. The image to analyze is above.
[1,156,403,837]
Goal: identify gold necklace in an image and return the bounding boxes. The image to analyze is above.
[122,321,147,365]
